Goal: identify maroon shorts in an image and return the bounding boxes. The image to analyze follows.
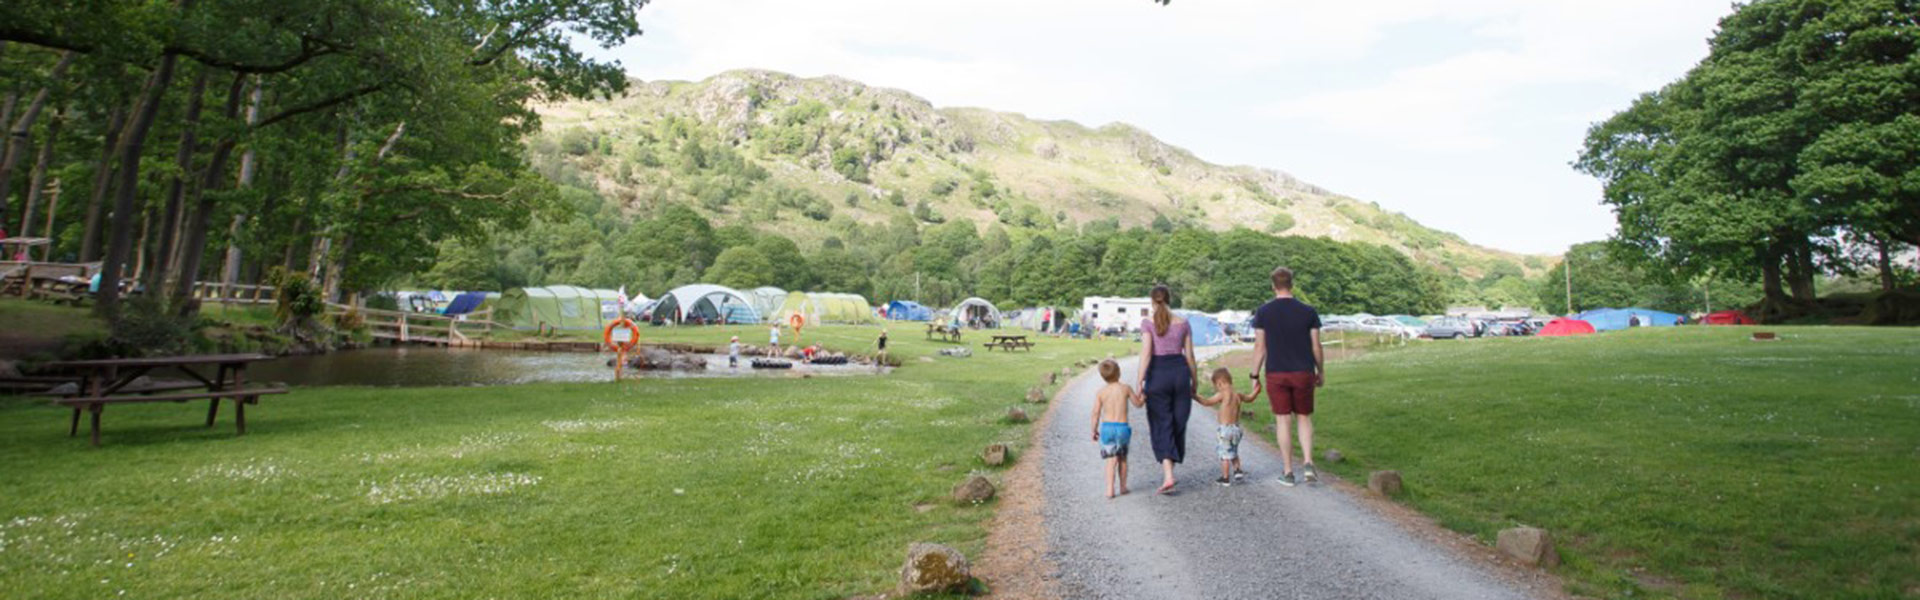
[1266,372,1317,416]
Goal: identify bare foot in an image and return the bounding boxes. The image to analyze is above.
[1105,489,1115,499]
[1119,486,1130,496]
[1156,480,1176,494]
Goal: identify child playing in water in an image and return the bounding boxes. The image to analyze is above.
[1091,359,1144,498]
[1196,367,1261,486]
[728,336,742,368]
[767,326,781,357]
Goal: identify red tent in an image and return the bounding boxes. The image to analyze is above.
[1537,318,1596,337]
[1703,310,1754,325]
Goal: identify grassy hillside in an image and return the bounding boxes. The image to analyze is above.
[531,70,1547,280]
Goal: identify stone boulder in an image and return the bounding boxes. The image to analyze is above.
[0,359,19,379]
[1005,407,1029,423]
[898,542,971,595]
[1368,470,1403,496]
[1322,449,1345,463]
[1044,371,1058,386]
[982,444,1007,466]
[782,346,803,359]
[952,475,996,503]
[1025,386,1046,403]
[1496,527,1560,568]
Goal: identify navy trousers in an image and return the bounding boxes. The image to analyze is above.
[1144,354,1194,464]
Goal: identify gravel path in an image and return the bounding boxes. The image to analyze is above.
[1039,353,1539,600]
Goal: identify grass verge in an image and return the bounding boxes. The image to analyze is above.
[1236,326,1916,599]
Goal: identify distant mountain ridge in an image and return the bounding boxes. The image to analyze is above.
[532,69,1545,279]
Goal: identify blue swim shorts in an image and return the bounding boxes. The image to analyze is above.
[1098,422,1131,459]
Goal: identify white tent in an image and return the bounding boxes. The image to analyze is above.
[950,297,1003,328]
[654,284,758,324]
[745,287,788,319]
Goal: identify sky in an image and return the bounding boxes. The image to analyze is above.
[578,1,1740,255]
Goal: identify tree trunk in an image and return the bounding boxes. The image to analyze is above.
[1876,237,1895,292]
[17,109,61,238]
[172,71,247,315]
[150,67,209,293]
[1787,243,1817,303]
[78,107,126,263]
[1760,244,1787,303]
[96,51,180,320]
[321,121,404,303]
[0,51,76,232]
[219,78,263,289]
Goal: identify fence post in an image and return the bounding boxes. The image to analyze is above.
[399,314,409,343]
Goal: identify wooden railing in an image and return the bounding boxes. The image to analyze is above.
[327,304,499,345]
[192,282,278,305]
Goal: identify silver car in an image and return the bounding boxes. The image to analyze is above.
[1424,317,1477,339]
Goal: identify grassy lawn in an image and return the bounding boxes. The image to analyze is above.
[0,299,107,360]
[0,324,1127,599]
[1263,327,1918,599]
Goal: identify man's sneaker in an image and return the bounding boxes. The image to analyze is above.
[1232,469,1247,482]
[1301,463,1319,483]
[1216,477,1231,487]
[1277,472,1297,487]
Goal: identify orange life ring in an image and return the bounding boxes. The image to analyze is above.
[788,313,806,332]
[604,318,641,352]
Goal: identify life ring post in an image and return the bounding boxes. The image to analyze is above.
[604,318,642,381]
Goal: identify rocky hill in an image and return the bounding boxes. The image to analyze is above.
[531,69,1545,278]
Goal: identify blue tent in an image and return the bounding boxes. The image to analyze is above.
[442,292,488,316]
[886,300,933,321]
[1174,310,1231,346]
[1576,307,1683,331]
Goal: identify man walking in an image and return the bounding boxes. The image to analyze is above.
[1249,266,1324,486]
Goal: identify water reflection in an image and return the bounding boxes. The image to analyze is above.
[248,347,887,387]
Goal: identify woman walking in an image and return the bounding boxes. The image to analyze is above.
[1132,285,1198,493]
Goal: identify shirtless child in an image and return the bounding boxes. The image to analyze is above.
[1091,360,1144,498]
[1196,368,1262,486]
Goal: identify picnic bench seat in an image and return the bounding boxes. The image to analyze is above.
[983,335,1033,352]
[56,385,288,445]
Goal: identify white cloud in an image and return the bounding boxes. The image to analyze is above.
[587,0,1736,253]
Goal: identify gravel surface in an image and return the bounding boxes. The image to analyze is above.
[1039,353,1539,600]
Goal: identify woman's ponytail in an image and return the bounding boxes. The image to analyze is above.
[1150,285,1172,337]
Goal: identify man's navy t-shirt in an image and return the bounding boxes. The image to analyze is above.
[1253,297,1321,373]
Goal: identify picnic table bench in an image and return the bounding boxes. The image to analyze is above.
[983,334,1033,352]
[926,323,964,343]
[43,353,287,446]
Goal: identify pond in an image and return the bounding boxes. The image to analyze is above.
[248,347,887,387]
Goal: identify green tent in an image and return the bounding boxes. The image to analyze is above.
[776,291,878,325]
[495,285,626,330]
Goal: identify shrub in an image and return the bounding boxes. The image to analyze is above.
[109,296,195,357]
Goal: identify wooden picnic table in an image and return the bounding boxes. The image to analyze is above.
[43,353,287,446]
[984,334,1033,352]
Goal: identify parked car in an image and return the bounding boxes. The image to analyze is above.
[1359,317,1421,339]
[1322,315,1364,332]
[1424,317,1477,339]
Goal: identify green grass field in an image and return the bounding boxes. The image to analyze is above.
[0,324,1128,599]
[1271,327,1918,599]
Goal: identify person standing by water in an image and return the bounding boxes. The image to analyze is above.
[1131,285,1197,493]
[1249,266,1324,486]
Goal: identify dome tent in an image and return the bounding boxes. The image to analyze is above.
[886,300,933,321]
[1173,310,1231,346]
[777,292,878,325]
[495,286,625,330]
[950,297,1003,328]
[1576,307,1683,331]
[1537,318,1596,337]
[655,284,759,324]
